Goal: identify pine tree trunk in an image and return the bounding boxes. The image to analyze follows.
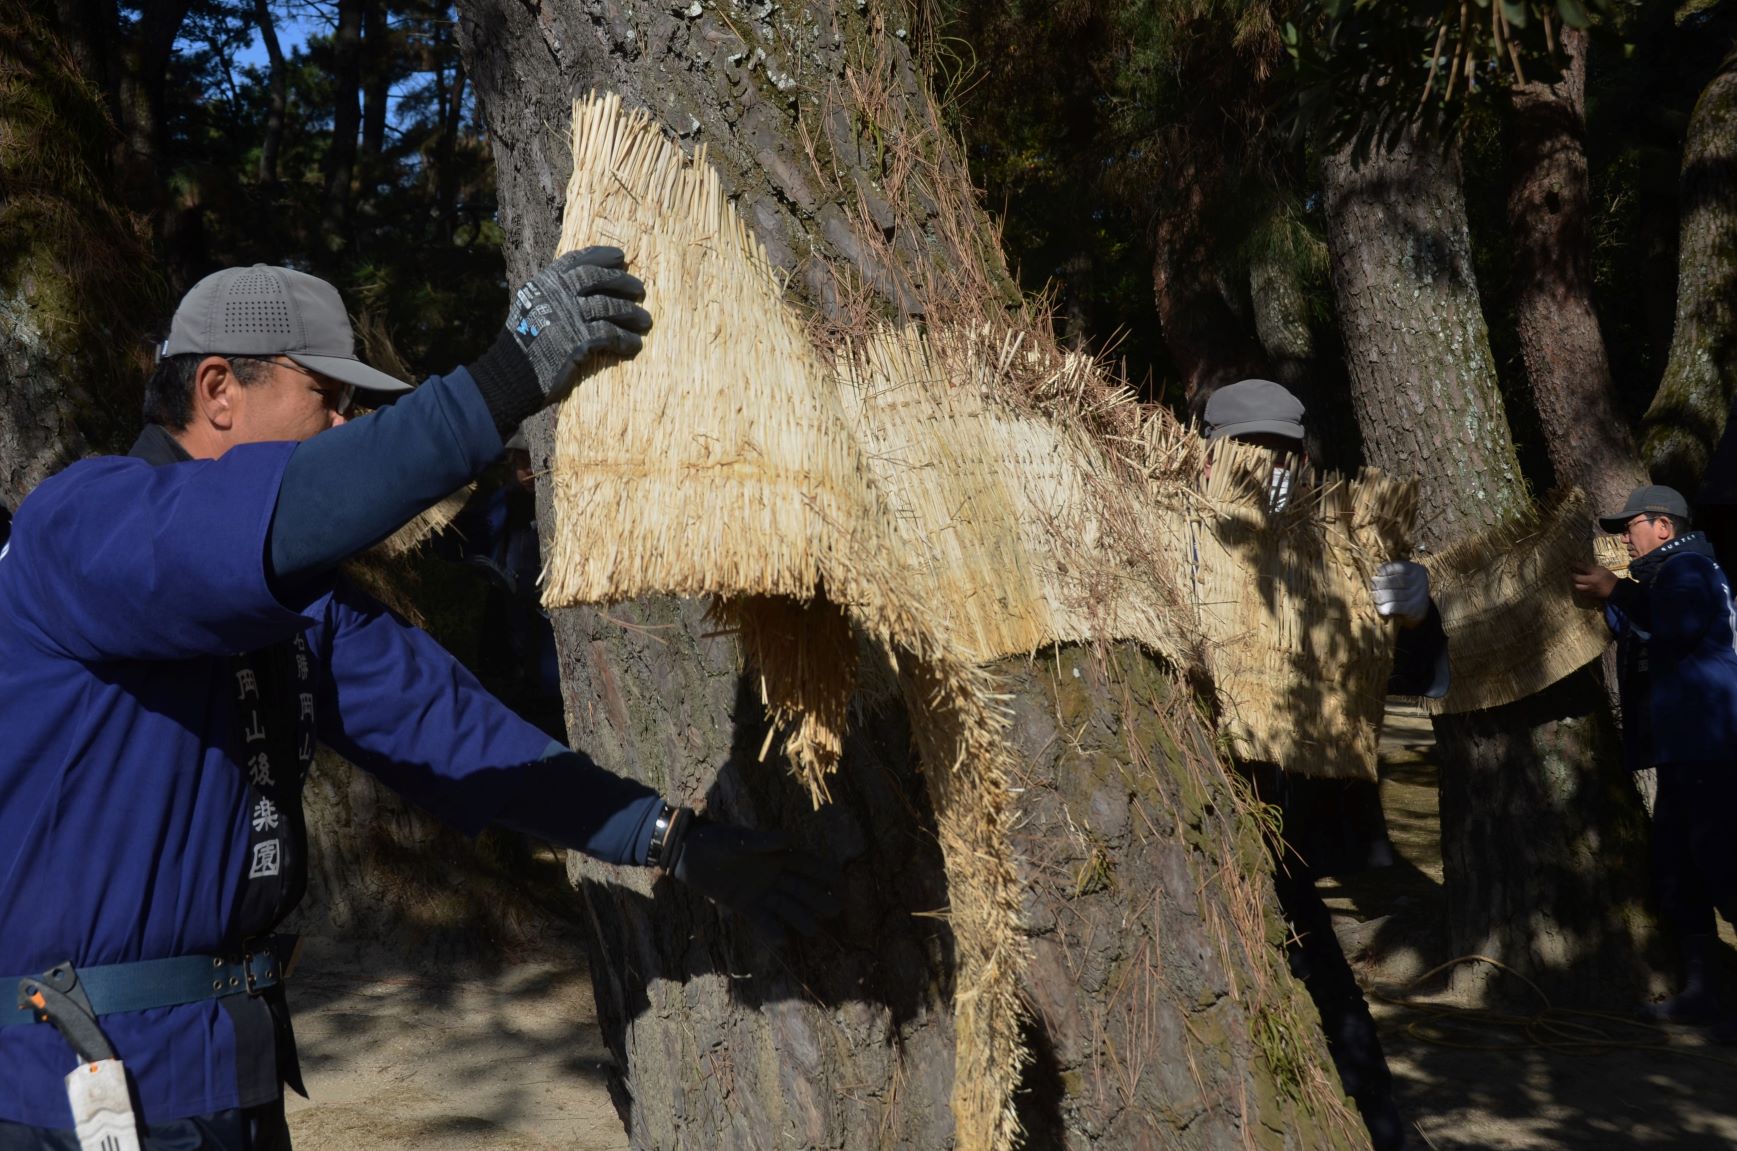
[0,1,161,510]
[1507,27,1647,512]
[1642,46,1737,492]
[320,0,364,257]
[458,1,1360,1145]
[253,0,287,191]
[1321,128,1527,538]
[1321,126,1655,1006]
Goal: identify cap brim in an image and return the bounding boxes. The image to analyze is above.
[287,352,414,395]
[1596,515,1631,533]
[1206,418,1306,443]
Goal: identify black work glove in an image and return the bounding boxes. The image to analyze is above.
[663,813,841,941]
[468,246,653,437]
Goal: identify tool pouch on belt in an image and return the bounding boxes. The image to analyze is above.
[17,965,142,1151]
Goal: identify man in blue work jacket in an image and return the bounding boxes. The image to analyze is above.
[0,252,835,1149]
[1573,485,1737,1041]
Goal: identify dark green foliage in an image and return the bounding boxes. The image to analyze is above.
[934,1,1321,410]
[1285,0,1618,152]
[73,1,506,383]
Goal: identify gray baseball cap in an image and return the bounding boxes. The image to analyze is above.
[161,265,412,395]
[1597,484,1692,533]
[1203,379,1306,442]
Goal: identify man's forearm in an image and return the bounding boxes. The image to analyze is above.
[267,346,534,591]
[492,745,665,865]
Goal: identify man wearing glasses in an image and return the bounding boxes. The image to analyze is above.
[0,261,835,1149]
[1573,485,1737,1042]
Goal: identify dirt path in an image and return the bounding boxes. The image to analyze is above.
[283,942,627,1151]
[1332,706,1737,1151]
[282,707,1737,1149]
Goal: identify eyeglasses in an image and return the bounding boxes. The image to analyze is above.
[1623,514,1657,536]
[233,356,354,415]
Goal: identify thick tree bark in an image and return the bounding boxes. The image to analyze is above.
[1321,128,1526,538]
[458,1,1357,1145]
[1321,125,1655,1006]
[0,1,161,509]
[1642,46,1737,492]
[551,598,1361,1150]
[1507,27,1647,513]
[1432,671,1655,1005]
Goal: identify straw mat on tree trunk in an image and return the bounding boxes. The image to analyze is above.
[544,92,1025,1151]
[1171,438,1419,781]
[836,325,1189,667]
[1420,489,1617,715]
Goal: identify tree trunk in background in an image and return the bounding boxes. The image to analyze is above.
[115,0,192,198]
[253,0,287,191]
[359,0,390,177]
[458,1,1357,1145]
[0,1,162,510]
[430,51,465,244]
[1508,27,1647,512]
[320,0,365,259]
[1321,128,1526,534]
[1322,126,1655,1006]
[1642,46,1737,493]
[1152,147,1272,413]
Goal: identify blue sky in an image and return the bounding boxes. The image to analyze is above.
[227,1,324,71]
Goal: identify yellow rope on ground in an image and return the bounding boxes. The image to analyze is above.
[1371,954,1737,1068]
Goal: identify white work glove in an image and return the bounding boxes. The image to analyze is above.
[1371,560,1430,626]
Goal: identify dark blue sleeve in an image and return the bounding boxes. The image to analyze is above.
[269,367,503,590]
[1608,577,1644,625]
[312,578,659,862]
[0,448,313,661]
[1388,601,1449,699]
[312,576,555,833]
[493,747,664,865]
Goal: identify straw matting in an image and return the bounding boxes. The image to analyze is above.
[836,325,1189,667]
[1173,439,1419,781]
[371,486,471,558]
[1420,490,1614,715]
[546,93,1025,1151]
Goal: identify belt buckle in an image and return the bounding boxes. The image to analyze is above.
[242,948,276,996]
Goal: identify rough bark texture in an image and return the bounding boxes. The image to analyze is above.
[0,1,162,510]
[458,1,1356,1145]
[1321,124,1655,1007]
[547,593,1359,1149]
[1507,28,1647,513]
[1321,127,1526,539]
[1642,47,1737,493]
[1432,671,1657,1006]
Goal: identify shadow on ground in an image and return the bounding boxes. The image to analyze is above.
[281,854,628,1151]
[1325,705,1737,1151]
